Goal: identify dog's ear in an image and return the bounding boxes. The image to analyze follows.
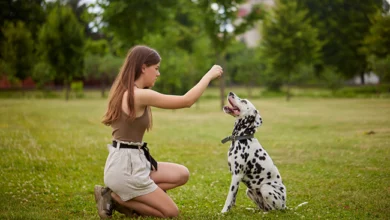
[254,110,262,127]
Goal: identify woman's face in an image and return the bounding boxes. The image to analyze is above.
[143,62,160,88]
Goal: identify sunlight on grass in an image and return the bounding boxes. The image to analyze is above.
[1,97,389,219]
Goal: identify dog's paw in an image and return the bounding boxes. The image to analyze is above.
[221,208,228,213]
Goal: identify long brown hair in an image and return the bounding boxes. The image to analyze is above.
[102,45,161,129]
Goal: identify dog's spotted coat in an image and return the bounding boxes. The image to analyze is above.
[221,92,286,213]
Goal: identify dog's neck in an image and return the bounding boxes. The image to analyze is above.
[232,115,257,136]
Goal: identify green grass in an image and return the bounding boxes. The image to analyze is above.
[1,95,389,219]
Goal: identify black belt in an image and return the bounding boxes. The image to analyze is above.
[112,141,158,171]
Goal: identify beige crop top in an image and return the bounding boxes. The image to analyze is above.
[111,108,149,143]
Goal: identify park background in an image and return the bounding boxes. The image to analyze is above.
[1,0,390,219]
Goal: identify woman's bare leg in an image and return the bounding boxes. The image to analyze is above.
[112,188,178,218]
[112,162,189,218]
[150,162,190,191]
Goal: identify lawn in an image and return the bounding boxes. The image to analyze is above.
[0,94,389,219]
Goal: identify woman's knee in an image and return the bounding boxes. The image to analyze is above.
[178,165,190,185]
[162,205,179,218]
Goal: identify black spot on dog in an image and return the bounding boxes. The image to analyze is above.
[258,178,264,184]
[244,152,249,162]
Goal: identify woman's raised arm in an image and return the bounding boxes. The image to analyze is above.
[137,65,223,109]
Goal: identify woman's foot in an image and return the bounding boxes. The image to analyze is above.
[94,185,113,219]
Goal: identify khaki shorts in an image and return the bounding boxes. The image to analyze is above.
[104,144,158,201]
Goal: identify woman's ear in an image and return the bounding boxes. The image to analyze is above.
[141,64,146,73]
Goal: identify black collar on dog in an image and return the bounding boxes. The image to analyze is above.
[221,134,254,144]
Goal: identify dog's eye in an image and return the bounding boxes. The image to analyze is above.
[241,100,247,104]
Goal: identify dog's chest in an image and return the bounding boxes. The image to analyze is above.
[227,139,274,175]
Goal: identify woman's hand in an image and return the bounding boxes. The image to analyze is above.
[206,65,223,80]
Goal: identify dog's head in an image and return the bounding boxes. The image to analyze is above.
[223,92,262,135]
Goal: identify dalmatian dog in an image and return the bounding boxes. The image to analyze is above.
[221,92,286,213]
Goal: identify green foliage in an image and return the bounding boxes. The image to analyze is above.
[84,53,122,83]
[99,54,123,80]
[362,13,390,59]
[320,66,344,91]
[70,81,84,98]
[295,0,383,79]
[368,55,390,82]
[191,36,215,80]
[144,32,191,95]
[0,0,46,42]
[84,54,100,78]
[32,62,55,90]
[260,0,321,93]
[99,0,177,45]
[0,21,34,81]
[84,53,123,97]
[85,39,109,56]
[227,42,262,90]
[196,0,265,52]
[38,4,85,99]
[195,0,266,106]
[137,1,216,95]
[363,13,390,82]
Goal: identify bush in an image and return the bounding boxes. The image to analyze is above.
[70,81,84,98]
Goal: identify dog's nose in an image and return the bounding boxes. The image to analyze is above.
[229,92,234,97]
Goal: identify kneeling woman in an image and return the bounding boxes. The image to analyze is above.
[94,45,223,218]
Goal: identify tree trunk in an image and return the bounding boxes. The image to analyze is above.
[101,75,106,98]
[65,80,70,101]
[286,72,291,101]
[360,72,365,85]
[286,84,291,101]
[218,54,225,109]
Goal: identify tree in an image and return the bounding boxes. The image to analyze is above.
[38,5,85,100]
[98,0,177,45]
[31,62,55,90]
[84,52,122,98]
[260,0,321,101]
[195,0,265,108]
[0,21,34,83]
[363,13,390,83]
[143,29,192,95]
[294,0,383,84]
[362,13,390,59]
[227,41,262,98]
[0,0,45,43]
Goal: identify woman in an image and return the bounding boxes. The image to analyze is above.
[94,45,223,218]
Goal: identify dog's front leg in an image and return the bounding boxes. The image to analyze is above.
[221,174,243,213]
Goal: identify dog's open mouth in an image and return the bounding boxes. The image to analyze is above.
[223,97,240,116]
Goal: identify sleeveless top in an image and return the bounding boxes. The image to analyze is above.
[111,108,149,143]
